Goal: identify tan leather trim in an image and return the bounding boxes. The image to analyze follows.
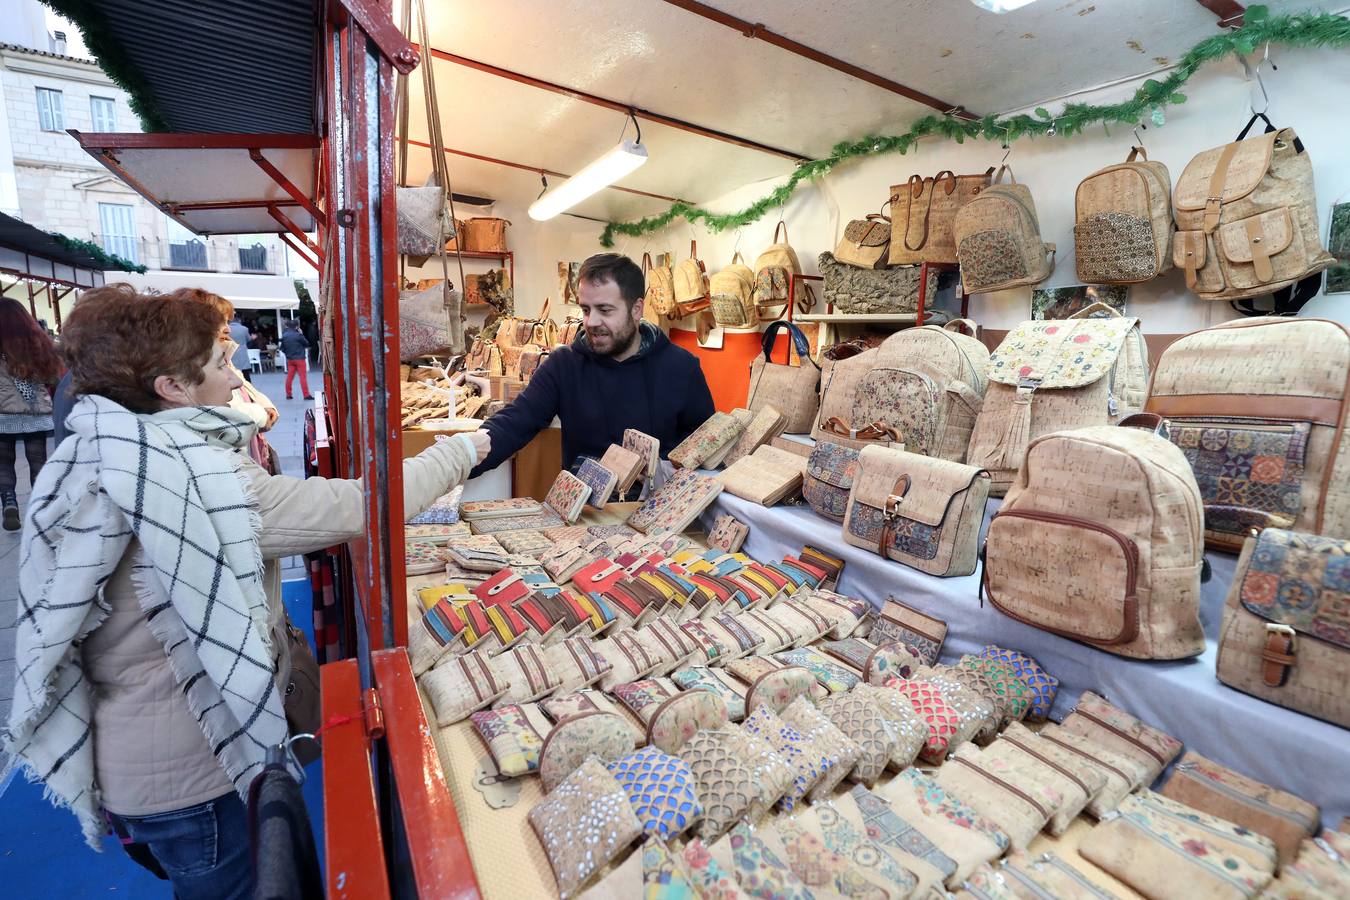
[1262,631,1295,688]
[1145,393,1342,427]
[1244,216,1275,282]
[1203,142,1242,233]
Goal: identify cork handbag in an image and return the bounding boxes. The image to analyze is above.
[967,303,1148,495]
[1215,527,1350,729]
[746,321,821,434]
[1145,316,1350,551]
[462,216,509,253]
[641,251,677,318]
[842,445,991,577]
[814,320,989,459]
[953,165,1056,294]
[983,419,1206,660]
[832,209,891,269]
[1075,146,1175,284]
[708,251,758,327]
[889,168,994,266]
[1172,116,1333,302]
[673,240,711,318]
[818,251,939,316]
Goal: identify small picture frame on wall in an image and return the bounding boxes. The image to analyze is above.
[1325,201,1350,294]
[1031,284,1128,320]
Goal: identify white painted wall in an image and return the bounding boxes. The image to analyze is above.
[577,46,1350,335]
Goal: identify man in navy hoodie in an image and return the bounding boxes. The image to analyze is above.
[471,253,714,480]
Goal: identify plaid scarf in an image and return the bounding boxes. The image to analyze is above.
[3,395,288,848]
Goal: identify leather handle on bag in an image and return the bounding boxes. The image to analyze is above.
[903,175,938,252]
[641,251,652,273]
[1126,146,1147,162]
[689,239,698,259]
[1067,300,1121,319]
[934,170,957,195]
[943,318,979,337]
[761,320,818,368]
[1118,413,1168,437]
[993,164,1015,184]
[773,221,788,244]
[1237,112,1276,141]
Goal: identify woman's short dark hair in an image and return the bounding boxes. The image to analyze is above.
[61,284,227,413]
[577,253,644,305]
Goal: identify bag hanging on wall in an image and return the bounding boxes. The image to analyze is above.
[832,208,891,269]
[1172,113,1333,303]
[641,251,677,318]
[746,321,821,434]
[398,281,464,362]
[673,240,711,318]
[463,217,510,253]
[751,222,813,319]
[708,252,758,327]
[1144,316,1350,551]
[953,165,1056,294]
[842,445,990,577]
[888,168,994,266]
[982,418,1206,660]
[817,252,939,316]
[1074,146,1175,285]
[1217,528,1350,729]
[967,303,1147,495]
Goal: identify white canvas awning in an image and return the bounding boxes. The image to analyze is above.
[114,270,310,310]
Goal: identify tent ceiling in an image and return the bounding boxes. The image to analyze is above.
[416,0,1339,222]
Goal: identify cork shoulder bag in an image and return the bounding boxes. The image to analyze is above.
[746,321,821,434]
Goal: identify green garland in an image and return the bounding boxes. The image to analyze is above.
[50,234,147,273]
[600,6,1350,247]
[40,0,172,132]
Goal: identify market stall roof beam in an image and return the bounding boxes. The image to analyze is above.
[657,0,977,119]
[1194,0,1247,28]
[421,45,812,162]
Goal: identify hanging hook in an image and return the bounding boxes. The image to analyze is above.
[536,172,549,201]
[1132,126,1147,152]
[1238,53,1272,116]
[1000,145,1011,166]
[619,108,642,145]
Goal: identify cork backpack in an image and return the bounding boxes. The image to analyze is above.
[1145,316,1350,552]
[812,320,989,462]
[1074,147,1175,285]
[966,303,1148,496]
[1172,115,1334,302]
[672,240,710,317]
[752,222,812,319]
[953,165,1056,294]
[708,252,757,327]
[982,417,1205,660]
[642,252,676,318]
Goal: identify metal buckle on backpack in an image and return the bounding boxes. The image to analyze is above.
[1265,623,1296,638]
[1016,374,1042,391]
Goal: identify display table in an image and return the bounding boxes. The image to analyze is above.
[696,489,1350,823]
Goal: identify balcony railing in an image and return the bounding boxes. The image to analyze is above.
[91,234,296,276]
[167,240,209,270]
[238,244,269,273]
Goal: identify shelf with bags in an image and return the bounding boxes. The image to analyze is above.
[794,312,920,324]
[792,260,964,327]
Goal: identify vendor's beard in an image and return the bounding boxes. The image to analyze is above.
[588,318,639,357]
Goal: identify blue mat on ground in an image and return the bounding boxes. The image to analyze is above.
[0,575,325,896]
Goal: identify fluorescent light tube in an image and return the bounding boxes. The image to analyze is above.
[528,140,648,220]
[970,0,1039,11]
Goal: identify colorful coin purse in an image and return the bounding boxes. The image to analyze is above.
[672,666,747,722]
[976,645,1059,720]
[529,758,643,897]
[608,745,704,840]
[538,711,636,793]
[646,689,730,754]
[469,702,553,778]
[774,645,861,694]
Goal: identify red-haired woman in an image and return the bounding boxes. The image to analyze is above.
[0,298,64,531]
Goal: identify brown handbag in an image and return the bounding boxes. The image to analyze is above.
[463,216,510,253]
[833,209,891,269]
[746,321,821,434]
[283,623,321,764]
[888,168,994,265]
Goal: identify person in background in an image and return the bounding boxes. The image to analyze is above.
[0,298,64,531]
[304,319,320,366]
[471,253,714,479]
[5,284,489,898]
[227,314,252,382]
[280,319,312,400]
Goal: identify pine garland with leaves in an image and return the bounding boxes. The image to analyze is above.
[50,234,147,273]
[600,6,1350,246]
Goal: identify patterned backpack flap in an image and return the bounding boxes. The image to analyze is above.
[841,445,991,577]
[1216,528,1350,729]
[1172,123,1333,302]
[752,222,808,318]
[967,307,1147,495]
[953,165,1056,294]
[1146,317,1350,551]
[1074,146,1175,285]
[708,252,758,327]
[802,441,860,523]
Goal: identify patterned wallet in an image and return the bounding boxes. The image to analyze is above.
[575,457,619,511]
[544,469,592,523]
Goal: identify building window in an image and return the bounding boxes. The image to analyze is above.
[90,96,116,131]
[99,203,139,264]
[36,88,64,132]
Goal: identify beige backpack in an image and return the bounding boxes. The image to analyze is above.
[953,165,1056,294]
[642,252,676,317]
[967,303,1148,495]
[812,320,989,462]
[708,252,757,327]
[1145,316,1350,551]
[673,240,711,318]
[752,222,812,319]
[1074,147,1175,284]
[1172,118,1333,301]
[983,418,1205,660]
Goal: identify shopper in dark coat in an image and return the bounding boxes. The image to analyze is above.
[279,320,312,400]
[472,254,714,478]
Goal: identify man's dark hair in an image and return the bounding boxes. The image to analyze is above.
[577,253,644,305]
